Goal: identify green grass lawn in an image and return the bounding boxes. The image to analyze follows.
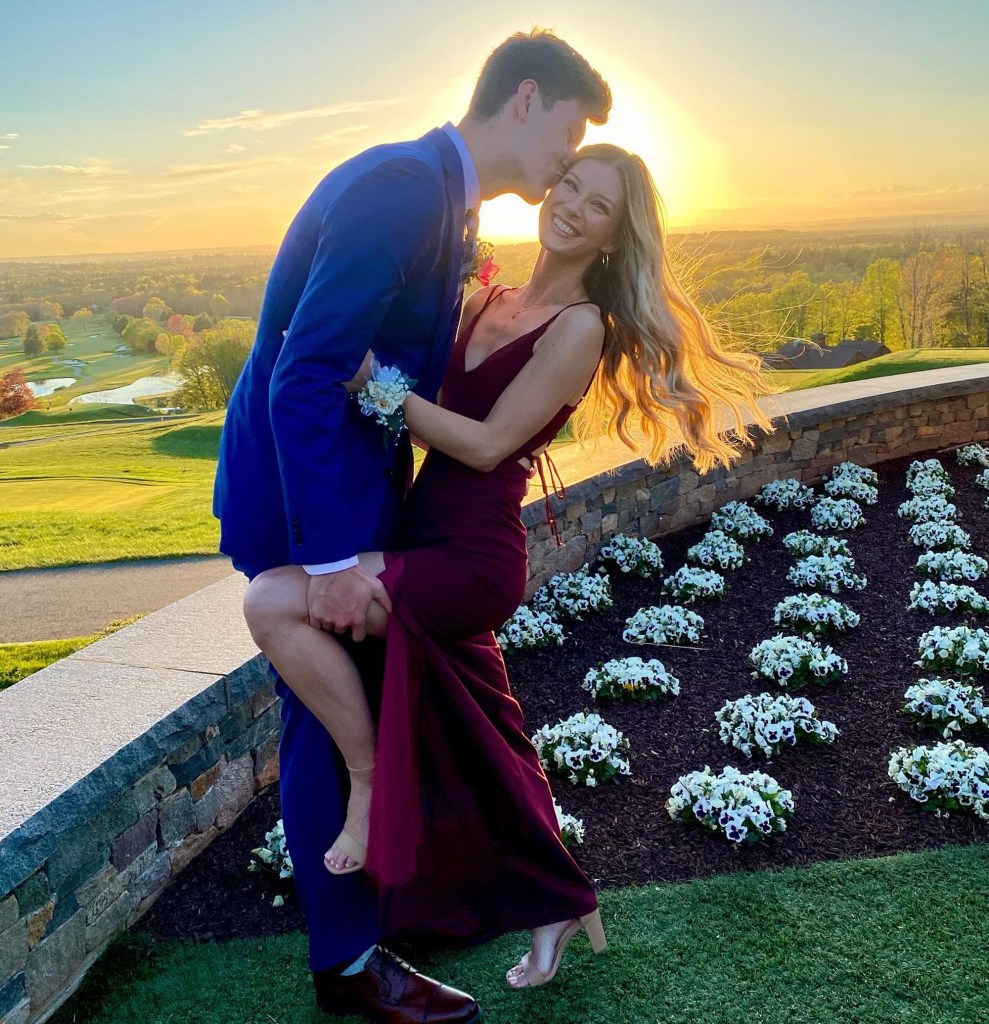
[0,414,222,570]
[53,842,989,1024]
[0,617,140,690]
[764,347,989,393]
[0,315,173,409]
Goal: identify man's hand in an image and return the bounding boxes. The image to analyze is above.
[306,564,392,642]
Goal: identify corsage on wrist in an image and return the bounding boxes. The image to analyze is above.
[357,356,415,441]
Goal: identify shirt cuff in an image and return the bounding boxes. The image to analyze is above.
[303,556,360,575]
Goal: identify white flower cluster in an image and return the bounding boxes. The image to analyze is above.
[531,711,631,787]
[907,580,989,615]
[787,554,867,594]
[955,444,989,468]
[552,797,585,846]
[888,740,989,820]
[976,468,989,492]
[710,500,774,541]
[582,656,680,701]
[496,606,566,651]
[906,459,951,489]
[782,530,851,559]
[907,520,971,551]
[623,604,705,645]
[754,477,816,511]
[897,495,958,522]
[687,529,746,570]
[810,497,866,531]
[533,566,613,620]
[828,462,878,487]
[903,678,989,739]
[915,549,989,583]
[908,471,955,501]
[665,765,795,844]
[715,692,839,758]
[597,533,664,577]
[249,818,294,880]
[749,634,848,686]
[823,477,879,505]
[916,626,989,675]
[773,592,861,635]
[662,565,726,603]
[357,358,414,436]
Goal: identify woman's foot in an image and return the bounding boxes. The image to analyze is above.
[324,764,374,875]
[505,910,607,989]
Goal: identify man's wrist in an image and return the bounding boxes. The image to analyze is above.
[304,556,360,575]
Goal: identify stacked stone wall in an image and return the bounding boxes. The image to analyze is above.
[0,632,277,1024]
[524,378,989,594]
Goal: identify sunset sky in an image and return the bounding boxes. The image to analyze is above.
[2,0,988,258]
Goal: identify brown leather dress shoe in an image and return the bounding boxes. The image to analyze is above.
[312,945,480,1023]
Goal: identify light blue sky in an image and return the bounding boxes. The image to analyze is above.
[2,0,987,255]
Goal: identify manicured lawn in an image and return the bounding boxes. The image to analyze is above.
[764,347,989,392]
[0,414,222,570]
[53,843,989,1024]
[0,617,140,690]
[0,315,172,409]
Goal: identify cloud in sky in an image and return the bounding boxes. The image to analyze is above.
[0,211,74,222]
[0,146,9,152]
[0,133,18,140]
[162,155,294,183]
[180,100,396,137]
[18,159,127,178]
[224,143,246,153]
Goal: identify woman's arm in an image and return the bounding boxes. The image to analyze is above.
[404,304,603,472]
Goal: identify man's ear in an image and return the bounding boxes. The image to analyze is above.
[515,79,539,121]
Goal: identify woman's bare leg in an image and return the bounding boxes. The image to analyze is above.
[243,557,388,872]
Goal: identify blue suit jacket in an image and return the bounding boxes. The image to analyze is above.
[213,128,467,569]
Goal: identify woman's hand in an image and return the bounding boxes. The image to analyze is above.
[343,349,374,393]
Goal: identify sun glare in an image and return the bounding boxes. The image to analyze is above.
[479,72,731,241]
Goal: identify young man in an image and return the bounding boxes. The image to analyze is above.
[214,29,610,1023]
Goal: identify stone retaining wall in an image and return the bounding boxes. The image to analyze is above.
[523,373,989,595]
[0,576,264,1024]
[2,368,988,1023]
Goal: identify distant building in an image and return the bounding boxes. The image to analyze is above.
[761,336,890,370]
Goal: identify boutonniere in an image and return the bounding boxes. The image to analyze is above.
[356,356,416,444]
[465,239,500,287]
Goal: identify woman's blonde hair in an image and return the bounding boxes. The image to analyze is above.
[570,143,783,474]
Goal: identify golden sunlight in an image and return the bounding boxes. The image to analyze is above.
[479,71,732,241]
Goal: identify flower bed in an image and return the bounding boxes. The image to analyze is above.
[137,447,989,943]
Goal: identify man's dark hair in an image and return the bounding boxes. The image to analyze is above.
[467,29,611,125]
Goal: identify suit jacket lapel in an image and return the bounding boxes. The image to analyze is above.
[421,127,467,397]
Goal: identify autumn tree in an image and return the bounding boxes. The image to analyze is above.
[0,369,36,419]
[166,313,195,339]
[72,307,93,336]
[143,296,172,321]
[192,312,216,333]
[176,318,255,409]
[23,323,49,357]
[0,311,30,340]
[901,238,954,348]
[45,324,68,355]
[861,258,903,348]
[209,293,232,318]
[121,317,160,354]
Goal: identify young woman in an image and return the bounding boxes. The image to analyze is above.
[244,143,778,988]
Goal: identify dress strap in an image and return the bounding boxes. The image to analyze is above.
[462,284,509,339]
[532,450,567,548]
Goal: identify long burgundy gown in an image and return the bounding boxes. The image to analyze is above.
[364,286,600,944]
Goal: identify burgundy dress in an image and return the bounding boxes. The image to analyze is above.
[364,286,599,943]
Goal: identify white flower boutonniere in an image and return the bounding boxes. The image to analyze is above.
[357,357,416,442]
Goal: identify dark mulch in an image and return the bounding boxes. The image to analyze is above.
[141,445,989,942]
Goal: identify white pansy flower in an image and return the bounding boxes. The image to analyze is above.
[749,634,848,686]
[753,477,816,511]
[582,656,680,701]
[496,606,565,651]
[623,605,705,645]
[532,711,631,787]
[597,533,664,577]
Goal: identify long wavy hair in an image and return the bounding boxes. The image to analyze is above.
[569,144,783,473]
